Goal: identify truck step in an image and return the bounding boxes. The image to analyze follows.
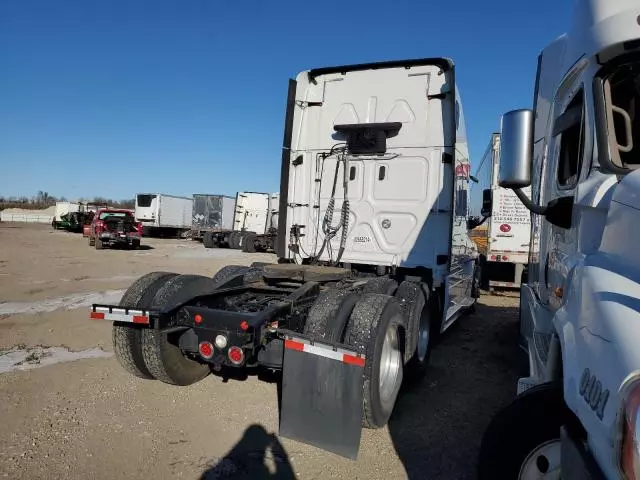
[517,376,538,395]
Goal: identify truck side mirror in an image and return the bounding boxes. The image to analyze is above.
[481,189,492,217]
[498,109,533,188]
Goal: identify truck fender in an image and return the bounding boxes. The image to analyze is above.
[151,274,219,314]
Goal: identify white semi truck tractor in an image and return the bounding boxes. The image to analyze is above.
[91,57,481,459]
[478,0,640,478]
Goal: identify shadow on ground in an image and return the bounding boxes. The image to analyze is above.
[199,424,296,480]
[388,299,525,479]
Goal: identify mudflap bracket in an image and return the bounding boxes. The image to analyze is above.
[278,330,365,460]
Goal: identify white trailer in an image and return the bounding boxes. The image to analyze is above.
[478,1,640,478]
[53,201,81,226]
[191,194,236,241]
[92,57,481,460]
[135,193,193,237]
[202,191,279,250]
[233,192,271,234]
[469,133,531,290]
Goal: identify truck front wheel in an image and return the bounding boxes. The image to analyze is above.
[477,383,568,480]
[344,293,406,429]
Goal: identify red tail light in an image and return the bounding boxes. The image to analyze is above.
[95,220,106,231]
[228,346,244,365]
[137,223,143,236]
[199,342,214,359]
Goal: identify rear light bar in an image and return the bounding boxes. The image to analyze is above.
[90,305,150,325]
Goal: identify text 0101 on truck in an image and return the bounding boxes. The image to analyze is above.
[477,0,640,478]
[469,133,531,291]
[90,57,481,459]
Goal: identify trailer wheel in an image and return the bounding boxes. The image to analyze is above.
[304,289,358,343]
[141,275,213,386]
[243,233,257,253]
[477,383,568,480]
[394,281,431,378]
[228,232,241,249]
[202,232,215,248]
[113,272,178,379]
[344,293,406,429]
[95,238,104,250]
[361,277,398,296]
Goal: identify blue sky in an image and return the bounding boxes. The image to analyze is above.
[0,0,572,200]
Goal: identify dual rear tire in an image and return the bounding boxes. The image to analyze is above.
[113,272,212,385]
[304,280,435,429]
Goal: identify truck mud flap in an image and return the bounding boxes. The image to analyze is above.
[278,332,365,460]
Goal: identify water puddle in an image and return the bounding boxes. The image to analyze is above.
[0,289,125,316]
[0,345,113,374]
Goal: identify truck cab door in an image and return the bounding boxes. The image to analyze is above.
[537,82,587,308]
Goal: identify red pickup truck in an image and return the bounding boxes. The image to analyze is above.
[88,209,143,250]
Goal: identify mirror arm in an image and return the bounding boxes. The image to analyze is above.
[513,188,548,215]
[476,215,489,227]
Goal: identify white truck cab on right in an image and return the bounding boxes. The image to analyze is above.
[478,0,640,479]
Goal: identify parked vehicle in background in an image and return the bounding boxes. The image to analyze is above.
[89,209,142,250]
[91,57,480,459]
[52,201,81,229]
[135,193,193,238]
[478,1,640,478]
[242,192,279,253]
[202,191,278,250]
[469,133,531,290]
[55,211,94,233]
[190,194,236,241]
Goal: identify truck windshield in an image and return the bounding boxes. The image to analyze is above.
[137,194,156,207]
[604,61,640,169]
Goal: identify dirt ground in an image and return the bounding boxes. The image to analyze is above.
[0,223,523,480]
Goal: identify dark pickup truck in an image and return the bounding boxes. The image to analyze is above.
[88,209,142,250]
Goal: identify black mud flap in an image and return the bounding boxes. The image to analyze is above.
[278,332,365,460]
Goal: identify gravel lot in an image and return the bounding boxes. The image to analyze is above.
[0,223,523,479]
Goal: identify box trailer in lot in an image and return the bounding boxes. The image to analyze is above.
[469,133,531,290]
[52,201,81,228]
[202,191,277,250]
[92,57,480,459]
[191,194,236,241]
[135,193,193,237]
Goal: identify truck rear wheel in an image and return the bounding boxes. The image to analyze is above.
[113,272,178,379]
[344,293,406,429]
[141,275,212,386]
[88,235,95,246]
[477,383,568,480]
[361,277,398,295]
[95,238,104,250]
[394,281,431,379]
[211,265,264,288]
[304,289,358,342]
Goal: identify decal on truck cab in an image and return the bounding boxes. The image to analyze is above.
[579,368,610,420]
[353,236,372,244]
